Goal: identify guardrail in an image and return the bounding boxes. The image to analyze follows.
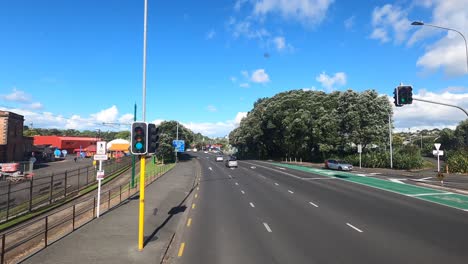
[0,162,174,264]
[0,157,132,224]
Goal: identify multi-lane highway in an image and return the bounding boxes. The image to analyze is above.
[176,151,468,264]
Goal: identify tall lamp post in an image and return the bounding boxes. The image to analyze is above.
[411,21,468,73]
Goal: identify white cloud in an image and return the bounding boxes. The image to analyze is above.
[151,119,164,125]
[251,69,270,83]
[240,83,250,88]
[1,105,134,131]
[241,70,249,78]
[90,105,119,123]
[253,0,335,26]
[206,29,216,39]
[410,0,468,76]
[344,15,355,30]
[207,105,217,112]
[182,112,248,137]
[370,1,468,76]
[315,71,347,91]
[230,76,237,83]
[118,114,134,124]
[29,102,43,110]
[1,88,31,102]
[273,36,286,50]
[370,4,411,44]
[302,86,317,92]
[392,89,468,130]
[234,112,248,125]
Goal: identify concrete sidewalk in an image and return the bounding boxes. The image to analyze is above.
[22,156,197,264]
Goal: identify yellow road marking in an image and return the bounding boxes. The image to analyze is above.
[187,218,192,227]
[192,203,196,209]
[178,242,185,257]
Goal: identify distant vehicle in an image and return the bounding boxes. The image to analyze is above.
[324,159,353,171]
[215,155,223,162]
[193,148,198,152]
[186,149,191,152]
[204,151,208,154]
[225,156,238,168]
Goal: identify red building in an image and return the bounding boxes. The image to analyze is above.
[33,136,101,155]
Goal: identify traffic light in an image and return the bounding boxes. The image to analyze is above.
[393,88,401,107]
[131,122,148,155]
[147,123,160,154]
[394,85,413,107]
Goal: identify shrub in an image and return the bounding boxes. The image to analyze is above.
[446,150,468,173]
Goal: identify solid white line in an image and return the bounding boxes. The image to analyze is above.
[389,179,406,184]
[263,222,272,233]
[228,175,232,178]
[369,172,381,175]
[420,177,432,181]
[309,201,319,207]
[235,182,239,186]
[249,202,255,208]
[346,223,363,233]
[357,174,367,177]
[241,190,245,194]
[274,183,279,186]
[464,209,468,212]
[288,190,294,194]
[209,167,212,171]
[407,192,453,197]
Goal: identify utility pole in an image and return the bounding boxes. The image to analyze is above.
[389,114,393,169]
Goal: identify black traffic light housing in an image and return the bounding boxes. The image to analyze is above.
[147,123,160,154]
[131,122,148,155]
[393,85,413,107]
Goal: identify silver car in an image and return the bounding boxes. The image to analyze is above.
[325,159,353,171]
[225,156,238,168]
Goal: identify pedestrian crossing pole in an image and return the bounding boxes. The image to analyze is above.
[138,0,148,252]
[138,156,146,250]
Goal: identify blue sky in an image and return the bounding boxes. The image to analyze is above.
[1,0,467,137]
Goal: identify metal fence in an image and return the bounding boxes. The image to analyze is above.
[0,163,174,264]
[0,157,132,223]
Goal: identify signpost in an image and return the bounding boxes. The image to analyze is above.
[96,141,107,155]
[93,141,107,218]
[357,144,362,169]
[434,143,442,172]
[173,140,185,153]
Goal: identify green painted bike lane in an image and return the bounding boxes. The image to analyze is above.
[273,162,468,211]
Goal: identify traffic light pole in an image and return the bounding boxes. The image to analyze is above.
[413,98,468,147]
[413,98,468,117]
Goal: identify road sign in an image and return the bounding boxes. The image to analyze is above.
[93,154,108,161]
[432,150,444,156]
[97,141,107,155]
[172,140,185,153]
[434,143,441,150]
[97,170,105,180]
[61,150,68,157]
[357,144,362,153]
[54,149,61,158]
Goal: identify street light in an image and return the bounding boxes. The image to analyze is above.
[411,21,468,73]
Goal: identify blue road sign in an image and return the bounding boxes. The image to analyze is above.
[172,140,185,153]
[54,149,61,157]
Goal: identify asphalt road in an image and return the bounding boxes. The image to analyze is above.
[176,152,468,264]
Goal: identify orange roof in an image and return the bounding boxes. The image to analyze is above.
[109,143,129,151]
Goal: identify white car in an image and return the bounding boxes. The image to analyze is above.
[225,156,238,168]
[215,156,223,162]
